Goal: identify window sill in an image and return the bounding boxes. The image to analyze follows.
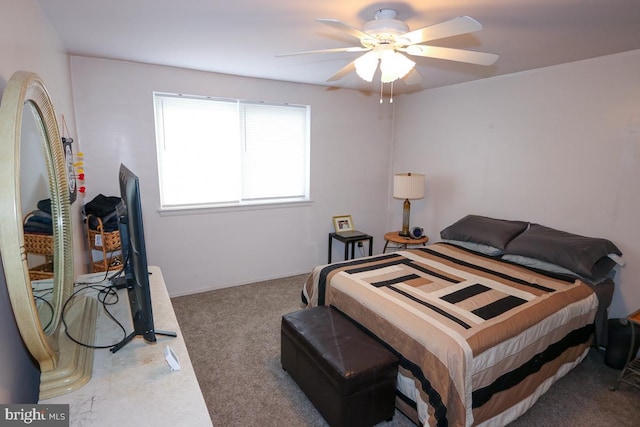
[158,199,313,217]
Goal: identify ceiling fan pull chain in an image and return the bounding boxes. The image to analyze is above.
[379,81,394,104]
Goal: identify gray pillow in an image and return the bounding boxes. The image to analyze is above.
[502,254,579,277]
[504,224,621,280]
[440,215,529,250]
[502,254,617,284]
[443,240,503,256]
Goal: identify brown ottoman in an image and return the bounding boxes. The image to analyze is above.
[281,306,399,427]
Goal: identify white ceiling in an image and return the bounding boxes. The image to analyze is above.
[37,0,640,95]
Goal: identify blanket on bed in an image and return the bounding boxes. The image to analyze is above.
[302,243,598,426]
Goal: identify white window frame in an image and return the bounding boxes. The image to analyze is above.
[153,92,311,214]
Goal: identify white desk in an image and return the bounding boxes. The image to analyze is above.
[40,266,213,427]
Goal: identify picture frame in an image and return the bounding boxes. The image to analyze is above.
[332,215,354,233]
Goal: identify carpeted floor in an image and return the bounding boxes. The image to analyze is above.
[171,274,640,427]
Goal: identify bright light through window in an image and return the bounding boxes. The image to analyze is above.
[154,93,310,210]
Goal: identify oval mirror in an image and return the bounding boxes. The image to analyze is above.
[0,71,97,399]
[21,99,58,334]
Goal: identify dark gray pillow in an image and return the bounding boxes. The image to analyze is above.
[440,215,529,250]
[504,224,622,280]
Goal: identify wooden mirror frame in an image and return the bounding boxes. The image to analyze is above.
[0,71,97,399]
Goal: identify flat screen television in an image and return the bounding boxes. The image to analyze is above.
[110,164,176,353]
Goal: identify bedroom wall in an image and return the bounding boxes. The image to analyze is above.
[69,56,394,296]
[391,49,640,319]
[0,0,80,403]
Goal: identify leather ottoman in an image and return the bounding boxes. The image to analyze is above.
[281,306,399,427]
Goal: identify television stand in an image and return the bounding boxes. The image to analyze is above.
[110,270,178,353]
[110,328,177,353]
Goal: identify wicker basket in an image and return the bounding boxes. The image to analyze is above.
[24,232,55,256]
[86,214,123,272]
[23,213,55,256]
[23,213,55,279]
[29,262,54,280]
[88,228,121,251]
[87,216,121,251]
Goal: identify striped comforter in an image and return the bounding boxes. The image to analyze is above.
[302,243,598,427]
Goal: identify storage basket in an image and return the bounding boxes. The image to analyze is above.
[29,262,54,280]
[24,232,55,255]
[87,215,121,251]
[86,214,123,273]
[23,213,55,255]
[88,228,121,251]
[23,213,55,280]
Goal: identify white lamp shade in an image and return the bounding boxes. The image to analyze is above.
[354,51,380,82]
[355,49,416,84]
[380,51,415,83]
[393,173,425,200]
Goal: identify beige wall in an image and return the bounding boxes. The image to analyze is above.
[69,56,395,296]
[392,50,640,318]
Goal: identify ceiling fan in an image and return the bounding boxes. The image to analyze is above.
[277,9,498,86]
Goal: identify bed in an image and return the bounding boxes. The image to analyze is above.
[302,215,621,426]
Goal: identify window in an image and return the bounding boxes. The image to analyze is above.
[153,93,310,211]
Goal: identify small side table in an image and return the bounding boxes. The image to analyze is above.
[383,231,429,253]
[612,309,640,391]
[328,232,373,263]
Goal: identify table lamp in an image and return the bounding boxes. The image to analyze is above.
[393,172,425,237]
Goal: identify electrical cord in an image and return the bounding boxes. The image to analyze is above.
[75,249,126,287]
[27,241,130,349]
[106,248,128,287]
[33,294,54,331]
[63,248,133,349]
[48,231,135,349]
[61,281,127,350]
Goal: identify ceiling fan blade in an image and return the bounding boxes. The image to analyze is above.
[402,45,498,66]
[399,16,483,45]
[275,46,369,57]
[326,60,356,82]
[403,68,423,86]
[316,18,372,41]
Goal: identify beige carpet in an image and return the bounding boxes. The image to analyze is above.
[171,274,640,427]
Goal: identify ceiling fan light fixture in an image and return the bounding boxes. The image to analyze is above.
[354,51,379,82]
[380,51,415,83]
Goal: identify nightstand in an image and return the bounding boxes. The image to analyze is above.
[612,308,640,391]
[383,231,429,253]
[328,232,373,263]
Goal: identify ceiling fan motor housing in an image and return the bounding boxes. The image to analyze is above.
[362,9,409,47]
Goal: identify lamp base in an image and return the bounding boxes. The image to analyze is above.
[399,199,411,237]
[398,231,410,237]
